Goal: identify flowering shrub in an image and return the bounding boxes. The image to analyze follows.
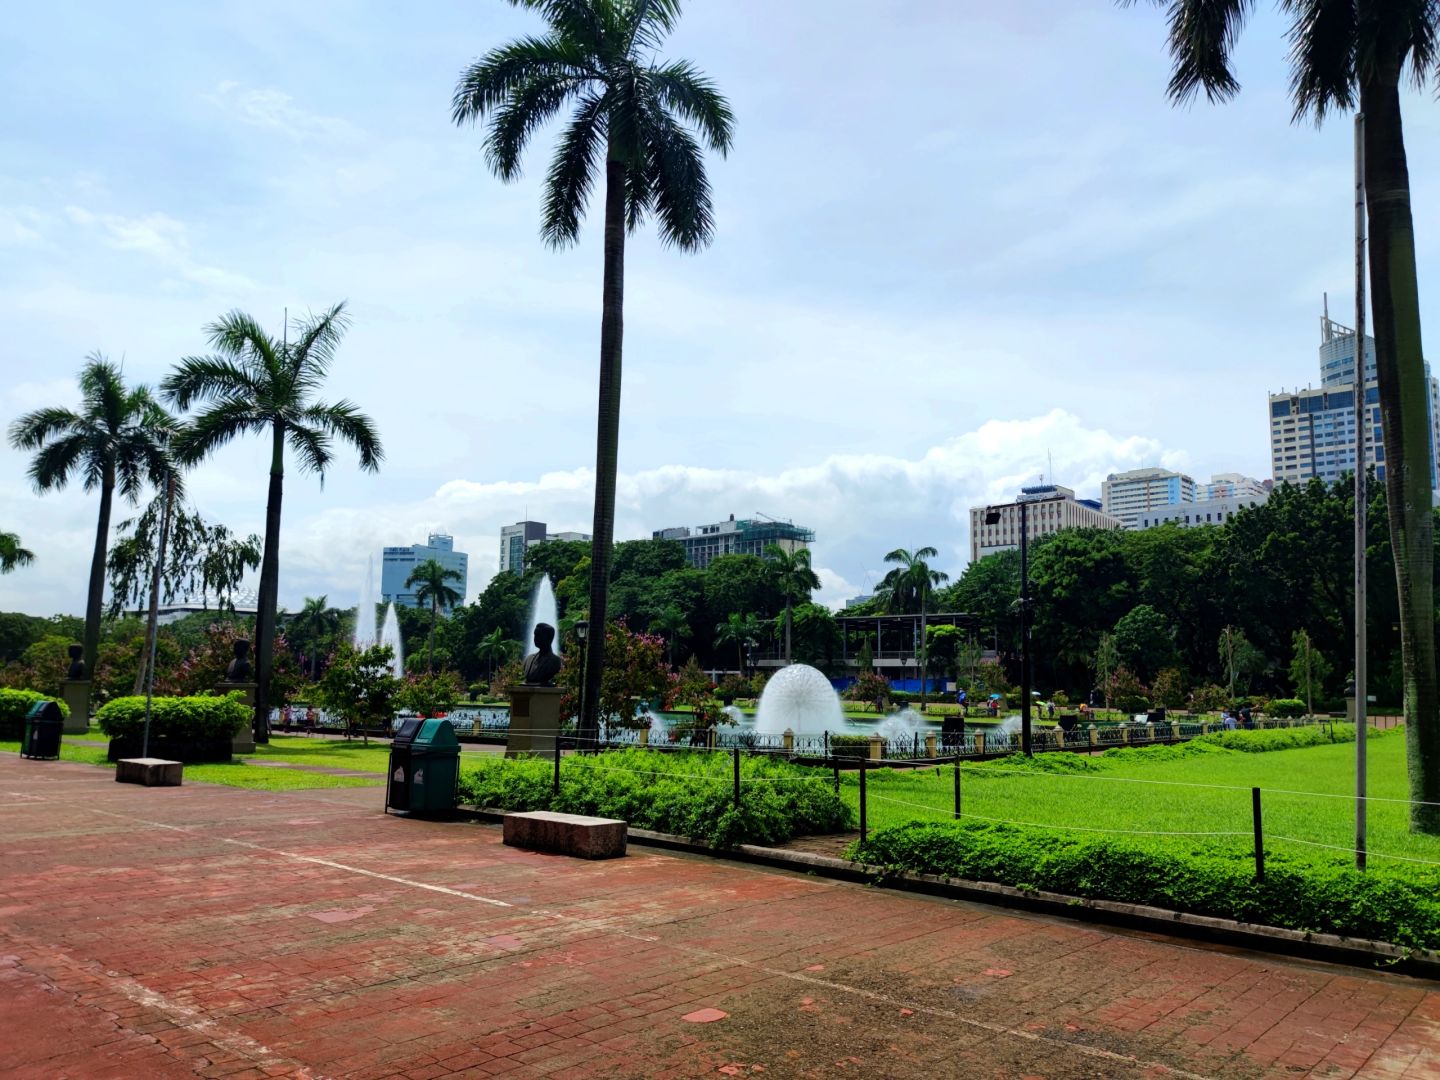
[557,620,673,725]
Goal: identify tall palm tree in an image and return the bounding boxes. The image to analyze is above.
[715,611,761,676]
[161,305,383,743]
[9,357,172,674]
[453,0,733,748]
[764,544,822,665]
[406,559,463,671]
[287,595,343,678]
[0,531,34,573]
[878,547,950,708]
[1125,0,1440,832]
[648,603,691,668]
[477,627,520,680]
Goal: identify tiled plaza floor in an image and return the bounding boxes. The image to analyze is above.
[1,753,1437,1079]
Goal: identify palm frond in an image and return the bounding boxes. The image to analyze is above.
[1121,0,1254,104]
[648,59,733,154]
[642,101,716,250]
[205,309,281,367]
[26,431,88,492]
[1282,0,1356,121]
[288,303,352,378]
[542,90,607,246]
[172,398,268,466]
[508,0,607,55]
[486,73,589,180]
[77,354,128,432]
[626,0,684,55]
[284,420,335,479]
[452,36,600,125]
[161,355,261,410]
[301,401,383,473]
[8,406,82,450]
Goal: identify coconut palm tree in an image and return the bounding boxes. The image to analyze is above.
[715,611,761,677]
[878,547,950,708]
[477,627,520,681]
[0,532,34,573]
[287,595,343,678]
[763,544,821,665]
[453,0,733,749]
[406,559,463,671]
[1124,0,1440,831]
[648,603,691,668]
[8,357,172,674]
[161,304,383,743]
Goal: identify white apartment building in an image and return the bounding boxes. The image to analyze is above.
[1137,492,1268,530]
[1201,473,1268,500]
[1101,468,1197,529]
[968,484,1122,563]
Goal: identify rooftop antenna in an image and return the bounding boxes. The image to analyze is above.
[1047,450,1053,485]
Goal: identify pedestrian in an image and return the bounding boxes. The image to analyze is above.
[1047,700,1055,720]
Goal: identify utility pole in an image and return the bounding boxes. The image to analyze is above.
[1019,498,1032,756]
[1354,111,1369,871]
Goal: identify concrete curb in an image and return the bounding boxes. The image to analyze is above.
[460,806,1440,980]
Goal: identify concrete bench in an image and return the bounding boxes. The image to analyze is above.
[503,811,626,860]
[116,758,183,787]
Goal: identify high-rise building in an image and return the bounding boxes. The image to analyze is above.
[1201,473,1269,500]
[1268,312,1440,489]
[968,484,1122,563]
[1101,468,1197,529]
[1136,492,1267,530]
[381,532,469,609]
[652,514,815,570]
[498,521,591,575]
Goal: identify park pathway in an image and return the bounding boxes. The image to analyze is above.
[0,753,1436,1079]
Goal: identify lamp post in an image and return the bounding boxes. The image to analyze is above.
[575,619,589,752]
[984,499,1032,756]
[746,643,755,680]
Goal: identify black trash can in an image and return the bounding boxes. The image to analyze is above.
[21,700,64,760]
[386,718,460,817]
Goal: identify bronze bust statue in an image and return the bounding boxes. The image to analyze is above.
[521,623,563,686]
[225,639,253,682]
[66,643,85,680]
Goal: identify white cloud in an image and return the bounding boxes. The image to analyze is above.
[62,205,254,291]
[205,81,361,143]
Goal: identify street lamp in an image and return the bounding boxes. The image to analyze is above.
[984,500,1032,756]
[575,620,589,751]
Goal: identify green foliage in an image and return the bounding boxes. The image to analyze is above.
[1151,668,1186,710]
[315,644,402,736]
[1111,604,1175,681]
[1108,666,1149,714]
[844,670,891,710]
[396,670,465,716]
[0,612,83,663]
[556,621,673,725]
[851,820,1440,951]
[0,687,70,724]
[458,749,850,848]
[1288,629,1332,706]
[1190,683,1230,712]
[1267,698,1308,718]
[96,692,249,739]
[828,734,873,760]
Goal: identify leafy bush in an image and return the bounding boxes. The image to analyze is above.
[0,687,70,723]
[1097,723,1379,764]
[843,671,890,709]
[828,734,872,760]
[851,819,1440,952]
[1189,683,1229,712]
[1109,666,1149,714]
[457,749,851,847]
[1266,698,1307,718]
[96,692,249,739]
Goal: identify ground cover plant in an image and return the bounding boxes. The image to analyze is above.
[458,748,850,847]
[96,692,249,739]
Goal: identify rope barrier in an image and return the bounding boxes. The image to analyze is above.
[862,792,1251,837]
[1266,835,1440,868]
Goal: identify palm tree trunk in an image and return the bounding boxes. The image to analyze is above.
[1362,72,1440,833]
[83,465,115,678]
[580,155,627,750]
[429,599,438,672]
[784,601,793,665]
[253,423,285,745]
[918,585,928,710]
[134,476,176,696]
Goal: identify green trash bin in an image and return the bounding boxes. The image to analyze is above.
[21,700,64,760]
[385,718,459,817]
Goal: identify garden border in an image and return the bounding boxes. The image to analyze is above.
[461,805,1440,980]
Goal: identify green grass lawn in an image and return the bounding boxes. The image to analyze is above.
[245,735,391,771]
[0,737,382,791]
[842,728,1440,870]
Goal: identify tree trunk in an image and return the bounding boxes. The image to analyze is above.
[134,476,176,695]
[1362,72,1440,833]
[784,602,793,665]
[429,598,438,673]
[253,423,285,745]
[579,155,627,750]
[918,585,928,710]
[83,465,115,677]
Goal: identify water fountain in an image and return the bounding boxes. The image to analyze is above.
[986,714,1022,750]
[875,706,923,743]
[753,664,845,736]
[354,555,378,649]
[379,603,405,678]
[647,710,667,744]
[720,705,746,728]
[525,575,560,658]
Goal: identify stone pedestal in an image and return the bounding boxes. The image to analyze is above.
[503,811,626,859]
[61,679,91,734]
[506,686,563,758]
[116,757,183,786]
[217,682,257,754]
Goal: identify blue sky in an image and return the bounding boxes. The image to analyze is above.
[3,1,1438,617]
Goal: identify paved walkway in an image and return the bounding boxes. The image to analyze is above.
[1,755,1437,1079]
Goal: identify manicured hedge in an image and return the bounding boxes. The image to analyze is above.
[458,749,851,847]
[851,820,1440,952]
[96,692,250,739]
[1266,698,1308,718]
[0,687,71,722]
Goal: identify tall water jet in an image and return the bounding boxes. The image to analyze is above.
[525,575,560,658]
[754,663,845,736]
[379,602,405,678]
[354,555,378,649]
[720,705,746,727]
[876,706,923,743]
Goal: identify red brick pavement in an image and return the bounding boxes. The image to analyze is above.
[1,753,1438,1079]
